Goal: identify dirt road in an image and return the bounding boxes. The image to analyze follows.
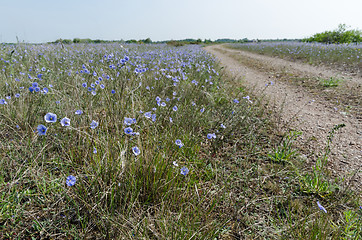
[205,45,361,190]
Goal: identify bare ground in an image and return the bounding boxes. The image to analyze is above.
[205,45,361,192]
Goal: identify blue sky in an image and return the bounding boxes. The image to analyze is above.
[1,0,361,43]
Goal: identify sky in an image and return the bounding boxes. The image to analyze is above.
[0,0,361,43]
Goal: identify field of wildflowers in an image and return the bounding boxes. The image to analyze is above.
[0,43,360,239]
[228,42,362,75]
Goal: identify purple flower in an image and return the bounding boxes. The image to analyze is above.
[37,124,47,136]
[75,110,83,115]
[124,127,133,135]
[44,112,57,123]
[180,166,189,176]
[144,112,152,119]
[60,117,70,127]
[90,120,99,129]
[317,201,327,213]
[124,117,134,126]
[175,139,184,148]
[66,175,76,187]
[207,133,216,139]
[132,146,140,156]
[243,96,253,103]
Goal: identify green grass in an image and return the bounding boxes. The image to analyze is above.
[0,43,360,239]
[319,76,344,88]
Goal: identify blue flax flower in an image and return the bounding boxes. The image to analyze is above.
[317,201,327,213]
[144,112,152,119]
[207,133,216,139]
[175,139,184,148]
[90,120,99,129]
[60,117,70,127]
[44,112,57,123]
[66,175,76,187]
[124,117,134,126]
[42,87,49,94]
[180,166,189,176]
[37,124,47,136]
[124,127,133,135]
[75,110,83,115]
[132,146,140,156]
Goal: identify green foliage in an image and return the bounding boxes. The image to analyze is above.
[166,40,186,47]
[304,24,362,44]
[54,38,72,44]
[125,39,137,44]
[143,38,152,44]
[338,209,362,239]
[300,124,346,197]
[319,76,343,88]
[268,131,301,163]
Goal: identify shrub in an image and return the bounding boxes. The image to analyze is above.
[304,24,362,44]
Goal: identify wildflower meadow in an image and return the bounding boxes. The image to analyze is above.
[0,43,360,239]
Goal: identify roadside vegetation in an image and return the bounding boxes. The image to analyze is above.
[303,24,362,44]
[220,45,361,117]
[0,43,360,239]
[227,41,362,75]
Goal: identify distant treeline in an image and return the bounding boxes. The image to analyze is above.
[50,38,254,45]
[303,24,362,44]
